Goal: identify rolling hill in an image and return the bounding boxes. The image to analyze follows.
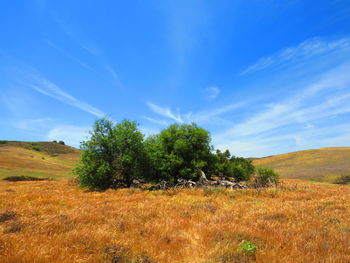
[1,141,350,183]
[253,147,350,182]
[0,141,80,179]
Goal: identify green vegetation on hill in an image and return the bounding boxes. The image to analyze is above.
[0,140,78,155]
[253,147,350,183]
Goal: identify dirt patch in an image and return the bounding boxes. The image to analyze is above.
[102,246,154,263]
[4,222,25,234]
[0,210,17,223]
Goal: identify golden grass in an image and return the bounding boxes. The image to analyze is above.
[1,179,350,262]
[0,146,80,178]
[253,147,350,182]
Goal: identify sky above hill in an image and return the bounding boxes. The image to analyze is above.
[1,0,350,157]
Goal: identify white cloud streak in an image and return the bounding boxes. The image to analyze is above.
[147,102,184,123]
[46,40,97,73]
[241,37,350,75]
[26,75,105,118]
[47,125,90,148]
[214,61,350,157]
[205,86,220,100]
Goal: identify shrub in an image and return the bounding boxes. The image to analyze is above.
[252,167,279,188]
[31,146,41,151]
[0,140,7,144]
[58,140,65,145]
[334,174,350,185]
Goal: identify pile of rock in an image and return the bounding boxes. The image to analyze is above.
[132,170,247,191]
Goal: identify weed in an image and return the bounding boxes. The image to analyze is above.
[237,241,257,254]
[204,186,228,196]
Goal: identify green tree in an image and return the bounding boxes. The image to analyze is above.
[145,123,213,182]
[73,118,147,189]
[213,149,255,182]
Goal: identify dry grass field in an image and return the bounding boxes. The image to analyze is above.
[0,141,80,178]
[253,147,350,182]
[1,179,350,263]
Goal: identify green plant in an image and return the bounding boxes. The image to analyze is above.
[74,118,148,190]
[210,149,255,182]
[145,123,213,182]
[0,140,7,144]
[31,146,41,151]
[58,140,65,145]
[252,167,279,188]
[237,241,257,254]
[334,174,350,185]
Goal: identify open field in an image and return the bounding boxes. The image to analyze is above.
[253,147,350,183]
[1,179,350,262]
[0,141,80,178]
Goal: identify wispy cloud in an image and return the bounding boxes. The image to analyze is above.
[241,37,350,75]
[205,86,220,100]
[25,74,105,118]
[192,102,245,124]
[143,116,169,126]
[46,40,97,73]
[104,66,125,90]
[54,17,101,56]
[147,102,184,123]
[47,125,90,147]
[214,59,350,157]
[13,118,52,131]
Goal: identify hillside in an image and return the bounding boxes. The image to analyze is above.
[0,141,80,179]
[253,147,350,182]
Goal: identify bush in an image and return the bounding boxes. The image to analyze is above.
[31,144,41,151]
[0,140,7,144]
[334,174,350,185]
[252,167,279,188]
[58,140,65,145]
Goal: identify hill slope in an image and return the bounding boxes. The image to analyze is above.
[0,141,80,178]
[253,147,350,182]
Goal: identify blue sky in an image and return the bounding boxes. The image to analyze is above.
[1,0,350,157]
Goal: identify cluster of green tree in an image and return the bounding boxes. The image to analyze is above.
[52,140,65,145]
[74,118,277,190]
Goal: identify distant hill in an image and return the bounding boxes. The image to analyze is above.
[0,141,80,179]
[253,147,350,183]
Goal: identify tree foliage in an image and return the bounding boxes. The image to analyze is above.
[212,149,255,181]
[145,123,213,182]
[73,118,147,189]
